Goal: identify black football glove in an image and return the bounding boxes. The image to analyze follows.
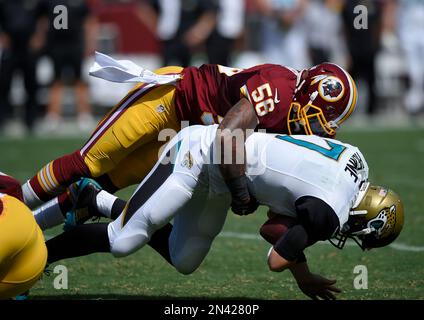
[231,195,259,216]
[226,175,259,216]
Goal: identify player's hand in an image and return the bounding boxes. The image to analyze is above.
[226,175,259,216]
[296,273,342,300]
[231,194,259,216]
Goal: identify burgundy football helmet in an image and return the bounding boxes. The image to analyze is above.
[287,63,358,137]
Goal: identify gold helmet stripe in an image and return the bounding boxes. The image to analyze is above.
[333,65,358,125]
[338,72,358,125]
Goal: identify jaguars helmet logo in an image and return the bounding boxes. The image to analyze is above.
[367,205,397,239]
[318,76,345,102]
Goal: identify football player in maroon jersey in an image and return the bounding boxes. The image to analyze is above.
[22,58,357,260]
[0,173,47,299]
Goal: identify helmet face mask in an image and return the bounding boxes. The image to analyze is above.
[287,102,337,137]
[330,184,405,251]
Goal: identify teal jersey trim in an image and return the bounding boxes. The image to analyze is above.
[172,139,183,171]
[276,135,346,161]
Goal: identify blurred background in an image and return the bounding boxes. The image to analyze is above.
[1,0,423,137]
[1,1,423,299]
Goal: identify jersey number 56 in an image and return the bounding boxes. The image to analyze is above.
[251,83,275,117]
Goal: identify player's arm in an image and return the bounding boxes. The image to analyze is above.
[263,197,342,299]
[267,224,309,272]
[260,215,340,300]
[216,97,259,215]
[267,196,339,271]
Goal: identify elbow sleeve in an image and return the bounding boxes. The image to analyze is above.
[273,224,308,262]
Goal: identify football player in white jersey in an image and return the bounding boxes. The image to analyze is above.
[45,125,404,299]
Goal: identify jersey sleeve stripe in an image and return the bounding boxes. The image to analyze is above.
[37,171,53,194]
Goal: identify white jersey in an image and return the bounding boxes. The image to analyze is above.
[184,125,369,227]
[110,125,368,272]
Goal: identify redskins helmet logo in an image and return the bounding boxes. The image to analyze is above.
[318,76,345,102]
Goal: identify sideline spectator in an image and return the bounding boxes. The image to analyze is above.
[398,0,424,115]
[138,0,218,67]
[255,0,310,69]
[40,0,98,132]
[304,0,346,66]
[206,0,245,66]
[0,0,47,133]
[342,0,382,115]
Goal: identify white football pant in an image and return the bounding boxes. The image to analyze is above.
[107,126,231,274]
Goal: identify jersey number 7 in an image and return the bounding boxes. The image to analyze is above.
[276,135,346,161]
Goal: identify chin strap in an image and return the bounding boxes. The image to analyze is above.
[327,120,339,129]
[347,207,375,236]
[89,51,182,84]
[349,209,368,216]
[351,227,375,236]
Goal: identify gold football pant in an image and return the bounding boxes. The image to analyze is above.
[0,195,47,299]
[24,66,183,208]
[81,67,182,189]
[81,66,183,189]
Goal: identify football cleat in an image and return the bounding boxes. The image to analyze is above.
[330,182,404,250]
[14,291,29,300]
[63,178,103,231]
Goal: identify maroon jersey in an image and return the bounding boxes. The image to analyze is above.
[174,64,299,133]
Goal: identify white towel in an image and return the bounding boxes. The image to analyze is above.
[89,52,182,85]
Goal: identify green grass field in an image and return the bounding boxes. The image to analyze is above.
[1,128,423,300]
